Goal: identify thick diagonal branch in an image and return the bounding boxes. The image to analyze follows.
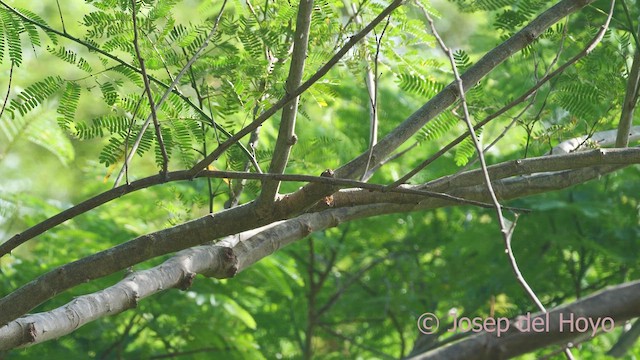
[407,280,640,360]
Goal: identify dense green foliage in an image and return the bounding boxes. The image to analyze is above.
[1,0,639,358]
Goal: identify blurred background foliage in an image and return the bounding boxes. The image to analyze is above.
[0,0,639,358]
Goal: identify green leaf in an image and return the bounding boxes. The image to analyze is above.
[0,10,23,65]
[57,82,82,131]
[218,294,257,330]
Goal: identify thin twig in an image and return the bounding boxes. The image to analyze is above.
[615,23,640,147]
[0,62,13,123]
[0,62,14,161]
[342,0,388,182]
[362,16,391,180]
[421,2,614,359]
[121,93,146,184]
[55,0,66,34]
[189,63,216,212]
[131,0,169,176]
[114,0,230,185]
[416,0,559,354]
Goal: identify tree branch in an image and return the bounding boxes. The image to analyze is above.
[1,147,638,329]
[259,0,314,204]
[1,159,638,349]
[0,164,514,258]
[615,27,640,147]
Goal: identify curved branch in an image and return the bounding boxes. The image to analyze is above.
[0,166,504,258]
